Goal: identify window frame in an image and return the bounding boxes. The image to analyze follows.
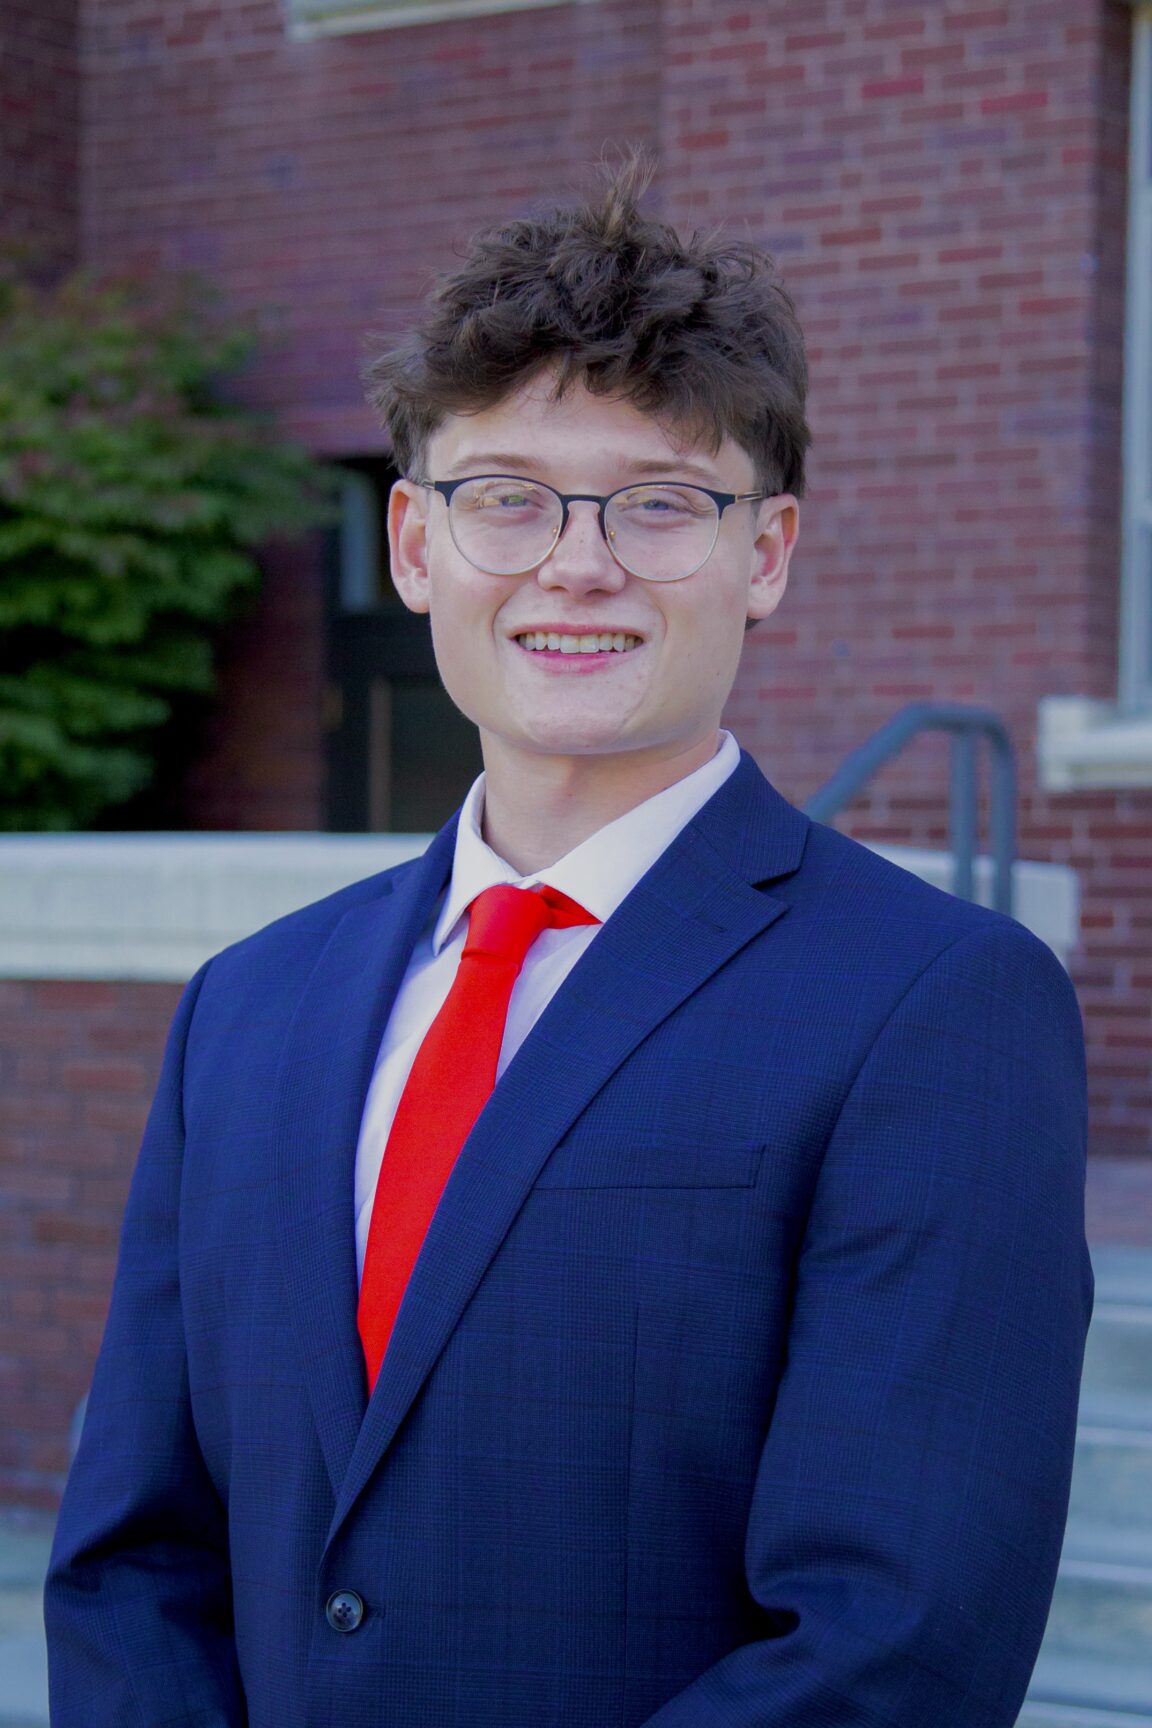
[1120,2,1152,713]
[284,0,590,40]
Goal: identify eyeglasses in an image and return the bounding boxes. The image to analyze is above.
[417,474,769,583]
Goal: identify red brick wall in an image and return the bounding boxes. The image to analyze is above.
[0,0,80,279]
[52,0,1149,1124]
[0,979,181,1507]
[659,0,1148,1155]
[78,0,663,450]
[74,0,1151,1151]
[663,0,1122,763]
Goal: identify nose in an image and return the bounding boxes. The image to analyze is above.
[535,500,628,595]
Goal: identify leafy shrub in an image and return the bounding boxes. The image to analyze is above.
[0,261,338,829]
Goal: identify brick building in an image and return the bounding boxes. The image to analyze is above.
[2,0,1151,1508]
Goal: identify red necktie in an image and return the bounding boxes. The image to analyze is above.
[357,882,600,1391]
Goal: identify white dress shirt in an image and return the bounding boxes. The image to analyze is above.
[353,730,741,1279]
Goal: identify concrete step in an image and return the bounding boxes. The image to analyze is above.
[1027,1651,1152,1721]
[0,1613,47,1722]
[1019,1705,1152,1727]
[1078,1390,1152,1431]
[1078,1249,1152,1437]
[1036,1560,1152,1676]
[1080,1304,1152,1410]
[1068,1427,1152,1541]
[1032,1249,1152,1728]
[1063,1507,1152,1570]
[0,1517,51,1728]
[1090,1248,1152,1307]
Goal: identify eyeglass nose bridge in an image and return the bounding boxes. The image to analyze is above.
[545,493,620,565]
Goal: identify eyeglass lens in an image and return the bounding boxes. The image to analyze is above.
[445,478,721,581]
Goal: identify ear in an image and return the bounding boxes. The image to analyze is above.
[387,479,432,615]
[747,495,799,624]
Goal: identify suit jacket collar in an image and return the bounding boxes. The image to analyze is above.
[270,751,809,1539]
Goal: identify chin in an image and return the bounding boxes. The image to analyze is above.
[498,713,645,758]
[523,730,636,758]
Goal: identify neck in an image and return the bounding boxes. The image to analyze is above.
[478,733,723,874]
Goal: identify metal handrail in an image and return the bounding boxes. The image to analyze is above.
[802,703,1017,916]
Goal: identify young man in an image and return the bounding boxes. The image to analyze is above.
[46,164,1091,1728]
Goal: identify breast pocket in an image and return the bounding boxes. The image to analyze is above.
[532,1138,764,1189]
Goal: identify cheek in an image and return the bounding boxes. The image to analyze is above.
[425,572,512,701]
[663,598,746,690]
[429,610,483,702]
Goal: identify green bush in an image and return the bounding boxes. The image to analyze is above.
[0,261,339,829]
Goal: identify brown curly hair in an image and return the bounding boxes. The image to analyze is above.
[362,154,810,497]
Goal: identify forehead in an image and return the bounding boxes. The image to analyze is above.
[426,375,755,488]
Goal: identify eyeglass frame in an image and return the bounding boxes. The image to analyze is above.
[415,474,772,582]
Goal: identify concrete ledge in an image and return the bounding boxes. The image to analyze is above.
[1038,696,1152,791]
[0,834,427,982]
[0,832,1080,983]
[285,0,590,41]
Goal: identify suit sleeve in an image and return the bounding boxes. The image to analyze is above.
[44,960,247,1728]
[638,919,1094,1728]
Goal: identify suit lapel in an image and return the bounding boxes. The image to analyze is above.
[329,755,809,1536]
[271,819,457,1498]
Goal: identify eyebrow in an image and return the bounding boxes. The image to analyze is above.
[439,451,728,485]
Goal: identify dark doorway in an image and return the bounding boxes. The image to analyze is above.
[325,458,483,832]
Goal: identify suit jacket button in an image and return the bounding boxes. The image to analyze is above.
[325,1590,365,1632]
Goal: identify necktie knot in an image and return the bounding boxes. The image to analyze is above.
[462,883,598,964]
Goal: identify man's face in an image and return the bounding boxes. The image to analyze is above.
[387,375,798,776]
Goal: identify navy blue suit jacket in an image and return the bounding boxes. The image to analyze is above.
[45,752,1092,1727]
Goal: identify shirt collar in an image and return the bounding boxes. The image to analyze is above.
[432,730,742,955]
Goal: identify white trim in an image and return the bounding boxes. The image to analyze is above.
[0,834,1080,983]
[1120,6,1152,712]
[284,0,590,40]
[1037,694,1152,789]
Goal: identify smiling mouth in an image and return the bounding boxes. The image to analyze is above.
[513,631,642,654]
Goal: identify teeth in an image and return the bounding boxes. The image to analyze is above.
[515,633,641,653]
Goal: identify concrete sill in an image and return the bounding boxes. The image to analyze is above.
[1038,696,1152,791]
[285,0,588,41]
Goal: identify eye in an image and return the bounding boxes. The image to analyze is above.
[615,486,710,521]
[466,480,551,512]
